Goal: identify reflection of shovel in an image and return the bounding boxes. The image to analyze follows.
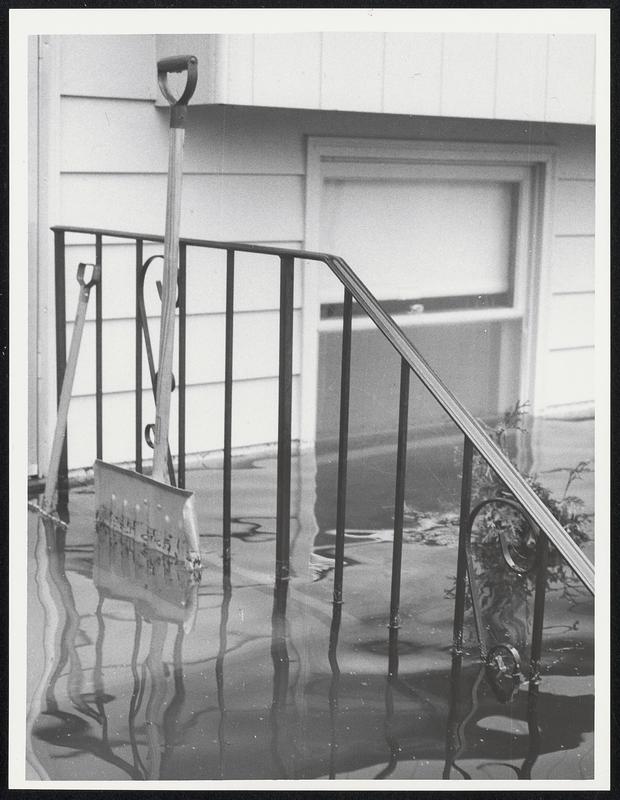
[94,55,201,568]
[93,521,199,633]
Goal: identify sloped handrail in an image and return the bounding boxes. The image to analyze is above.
[50,225,595,594]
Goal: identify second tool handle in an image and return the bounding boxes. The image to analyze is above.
[152,55,197,483]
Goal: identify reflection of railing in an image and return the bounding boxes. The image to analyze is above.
[28,515,199,780]
[442,653,543,781]
[29,517,145,779]
[28,508,590,780]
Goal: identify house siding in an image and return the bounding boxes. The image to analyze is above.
[35,34,596,470]
[156,32,595,126]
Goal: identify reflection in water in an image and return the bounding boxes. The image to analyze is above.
[94,524,199,779]
[327,601,342,779]
[270,577,291,778]
[443,654,480,780]
[29,520,199,779]
[376,627,401,780]
[26,492,593,781]
[215,574,232,779]
[30,518,144,779]
[442,657,546,781]
[520,683,541,779]
[128,611,147,776]
[27,517,62,780]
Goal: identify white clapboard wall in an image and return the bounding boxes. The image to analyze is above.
[544,159,595,415]
[37,33,595,470]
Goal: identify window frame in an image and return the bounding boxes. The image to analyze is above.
[299,136,556,444]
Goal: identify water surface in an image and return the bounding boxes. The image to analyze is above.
[26,421,594,781]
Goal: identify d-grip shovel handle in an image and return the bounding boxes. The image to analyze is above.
[157,55,198,128]
[76,261,100,290]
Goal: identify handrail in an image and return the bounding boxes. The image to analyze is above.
[326,255,594,595]
[51,225,594,594]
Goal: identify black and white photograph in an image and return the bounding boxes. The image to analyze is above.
[10,7,609,789]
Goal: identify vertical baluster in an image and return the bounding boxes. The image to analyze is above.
[529,532,549,682]
[389,358,410,635]
[333,289,352,604]
[53,230,68,509]
[223,250,235,579]
[178,243,187,488]
[95,233,103,460]
[135,239,143,473]
[452,436,474,655]
[275,256,294,582]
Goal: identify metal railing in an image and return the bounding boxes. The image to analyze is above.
[50,225,595,677]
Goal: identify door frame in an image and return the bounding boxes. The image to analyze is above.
[301,136,556,445]
[29,35,63,476]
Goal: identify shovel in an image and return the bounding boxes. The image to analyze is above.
[94,55,201,569]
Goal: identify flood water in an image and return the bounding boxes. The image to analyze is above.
[26,419,594,782]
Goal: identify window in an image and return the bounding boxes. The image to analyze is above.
[313,158,532,322]
[303,137,553,444]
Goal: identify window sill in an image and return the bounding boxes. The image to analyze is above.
[318,306,523,332]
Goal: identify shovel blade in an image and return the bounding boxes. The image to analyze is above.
[94,459,201,569]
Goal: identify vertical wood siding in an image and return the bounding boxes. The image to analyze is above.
[441,34,498,119]
[174,32,595,125]
[382,33,442,116]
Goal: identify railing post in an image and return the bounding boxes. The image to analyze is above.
[529,532,549,683]
[333,289,352,604]
[135,239,143,473]
[389,358,410,634]
[178,243,187,489]
[452,436,474,655]
[95,233,103,460]
[53,229,68,511]
[275,256,294,582]
[223,250,235,579]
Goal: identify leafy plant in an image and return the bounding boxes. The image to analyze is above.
[472,400,591,551]
[446,401,593,648]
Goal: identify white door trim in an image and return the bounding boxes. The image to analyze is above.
[301,135,556,444]
[34,36,63,476]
